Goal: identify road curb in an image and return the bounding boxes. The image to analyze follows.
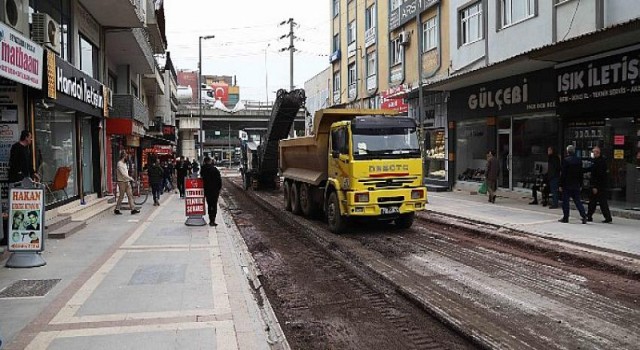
[219,196,291,350]
[420,210,640,280]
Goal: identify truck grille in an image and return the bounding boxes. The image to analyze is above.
[359,177,417,188]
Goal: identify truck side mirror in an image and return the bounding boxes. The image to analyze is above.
[331,150,339,159]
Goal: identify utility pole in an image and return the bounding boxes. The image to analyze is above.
[198,35,215,161]
[280,18,297,136]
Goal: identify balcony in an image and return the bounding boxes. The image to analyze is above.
[143,63,165,96]
[111,94,149,125]
[145,0,166,54]
[79,0,143,28]
[106,28,155,75]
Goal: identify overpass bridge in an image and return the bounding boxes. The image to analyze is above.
[176,102,306,161]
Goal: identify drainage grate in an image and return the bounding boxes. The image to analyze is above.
[0,279,61,298]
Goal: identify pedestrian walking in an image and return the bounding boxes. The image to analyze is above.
[148,157,164,206]
[559,145,587,224]
[185,157,193,175]
[8,130,39,183]
[162,161,173,192]
[586,146,613,223]
[191,158,200,175]
[176,157,188,198]
[200,156,222,226]
[114,150,140,215]
[547,146,561,209]
[486,150,499,203]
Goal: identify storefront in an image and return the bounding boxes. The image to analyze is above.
[556,45,640,208]
[106,118,145,193]
[449,69,558,191]
[37,50,110,206]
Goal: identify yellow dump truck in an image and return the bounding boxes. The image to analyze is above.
[279,108,427,233]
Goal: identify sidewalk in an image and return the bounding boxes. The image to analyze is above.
[0,193,283,350]
[424,190,640,256]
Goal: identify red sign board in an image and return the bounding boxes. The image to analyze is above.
[185,178,205,216]
[614,135,625,146]
[380,85,409,114]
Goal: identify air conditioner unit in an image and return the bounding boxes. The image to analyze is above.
[0,0,28,35]
[32,13,61,54]
[399,31,410,45]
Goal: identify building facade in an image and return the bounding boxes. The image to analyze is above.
[0,0,168,216]
[329,0,640,208]
[303,67,331,134]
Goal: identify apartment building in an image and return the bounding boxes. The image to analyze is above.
[0,0,169,212]
[329,0,640,207]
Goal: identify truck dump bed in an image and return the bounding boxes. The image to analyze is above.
[279,108,397,185]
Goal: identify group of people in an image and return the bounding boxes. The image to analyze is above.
[113,152,222,226]
[485,145,613,224]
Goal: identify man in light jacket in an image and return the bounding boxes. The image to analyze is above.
[115,150,140,215]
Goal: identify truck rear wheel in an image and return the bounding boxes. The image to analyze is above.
[327,192,346,234]
[290,182,302,215]
[283,181,292,211]
[395,213,415,229]
[299,183,317,218]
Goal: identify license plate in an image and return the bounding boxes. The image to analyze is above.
[381,206,399,215]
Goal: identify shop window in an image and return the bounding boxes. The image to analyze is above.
[456,120,486,182]
[79,35,99,79]
[425,129,446,179]
[460,1,483,45]
[35,110,78,206]
[511,117,558,190]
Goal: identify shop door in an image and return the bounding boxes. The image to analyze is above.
[82,117,94,194]
[498,130,512,189]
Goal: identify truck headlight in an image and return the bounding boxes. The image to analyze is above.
[354,192,369,203]
[411,189,424,199]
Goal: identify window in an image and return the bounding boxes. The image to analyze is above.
[460,2,483,45]
[365,5,376,30]
[131,83,139,98]
[348,63,357,86]
[367,54,376,77]
[333,71,341,93]
[422,16,438,52]
[333,0,339,17]
[79,35,98,79]
[347,20,356,43]
[331,127,349,154]
[108,73,117,94]
[502,0,535,27]
[390,37,402,65]
[333,33,340,52]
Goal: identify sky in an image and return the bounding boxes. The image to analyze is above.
[164,0,331,103]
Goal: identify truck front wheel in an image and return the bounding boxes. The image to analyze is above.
[283,181,292,211]
[395,213,415,229]
[290,182,302,215]
[327,192,346,234]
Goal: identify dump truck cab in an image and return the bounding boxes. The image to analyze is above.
[325,115,427,231]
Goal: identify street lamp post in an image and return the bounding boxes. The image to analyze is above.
[198,35,215,160]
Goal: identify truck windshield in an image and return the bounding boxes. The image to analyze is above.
[352,127,420,159]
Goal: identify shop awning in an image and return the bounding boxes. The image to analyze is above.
[407,18,640,98]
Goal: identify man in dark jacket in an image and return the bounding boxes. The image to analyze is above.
[8,130,39,183]
[176,157,188,198]
[486,150,499,203]
[200,156,222,226]
[586,146,612,223]
[547,146,561,209]
[559,145,587,224]
[148,157,164,206]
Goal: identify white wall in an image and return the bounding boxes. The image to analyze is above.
[605,0,640,26]
[449,0,486,72]
[488,0,553,63]
[304,67,331,134]
[555,0,597,41]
